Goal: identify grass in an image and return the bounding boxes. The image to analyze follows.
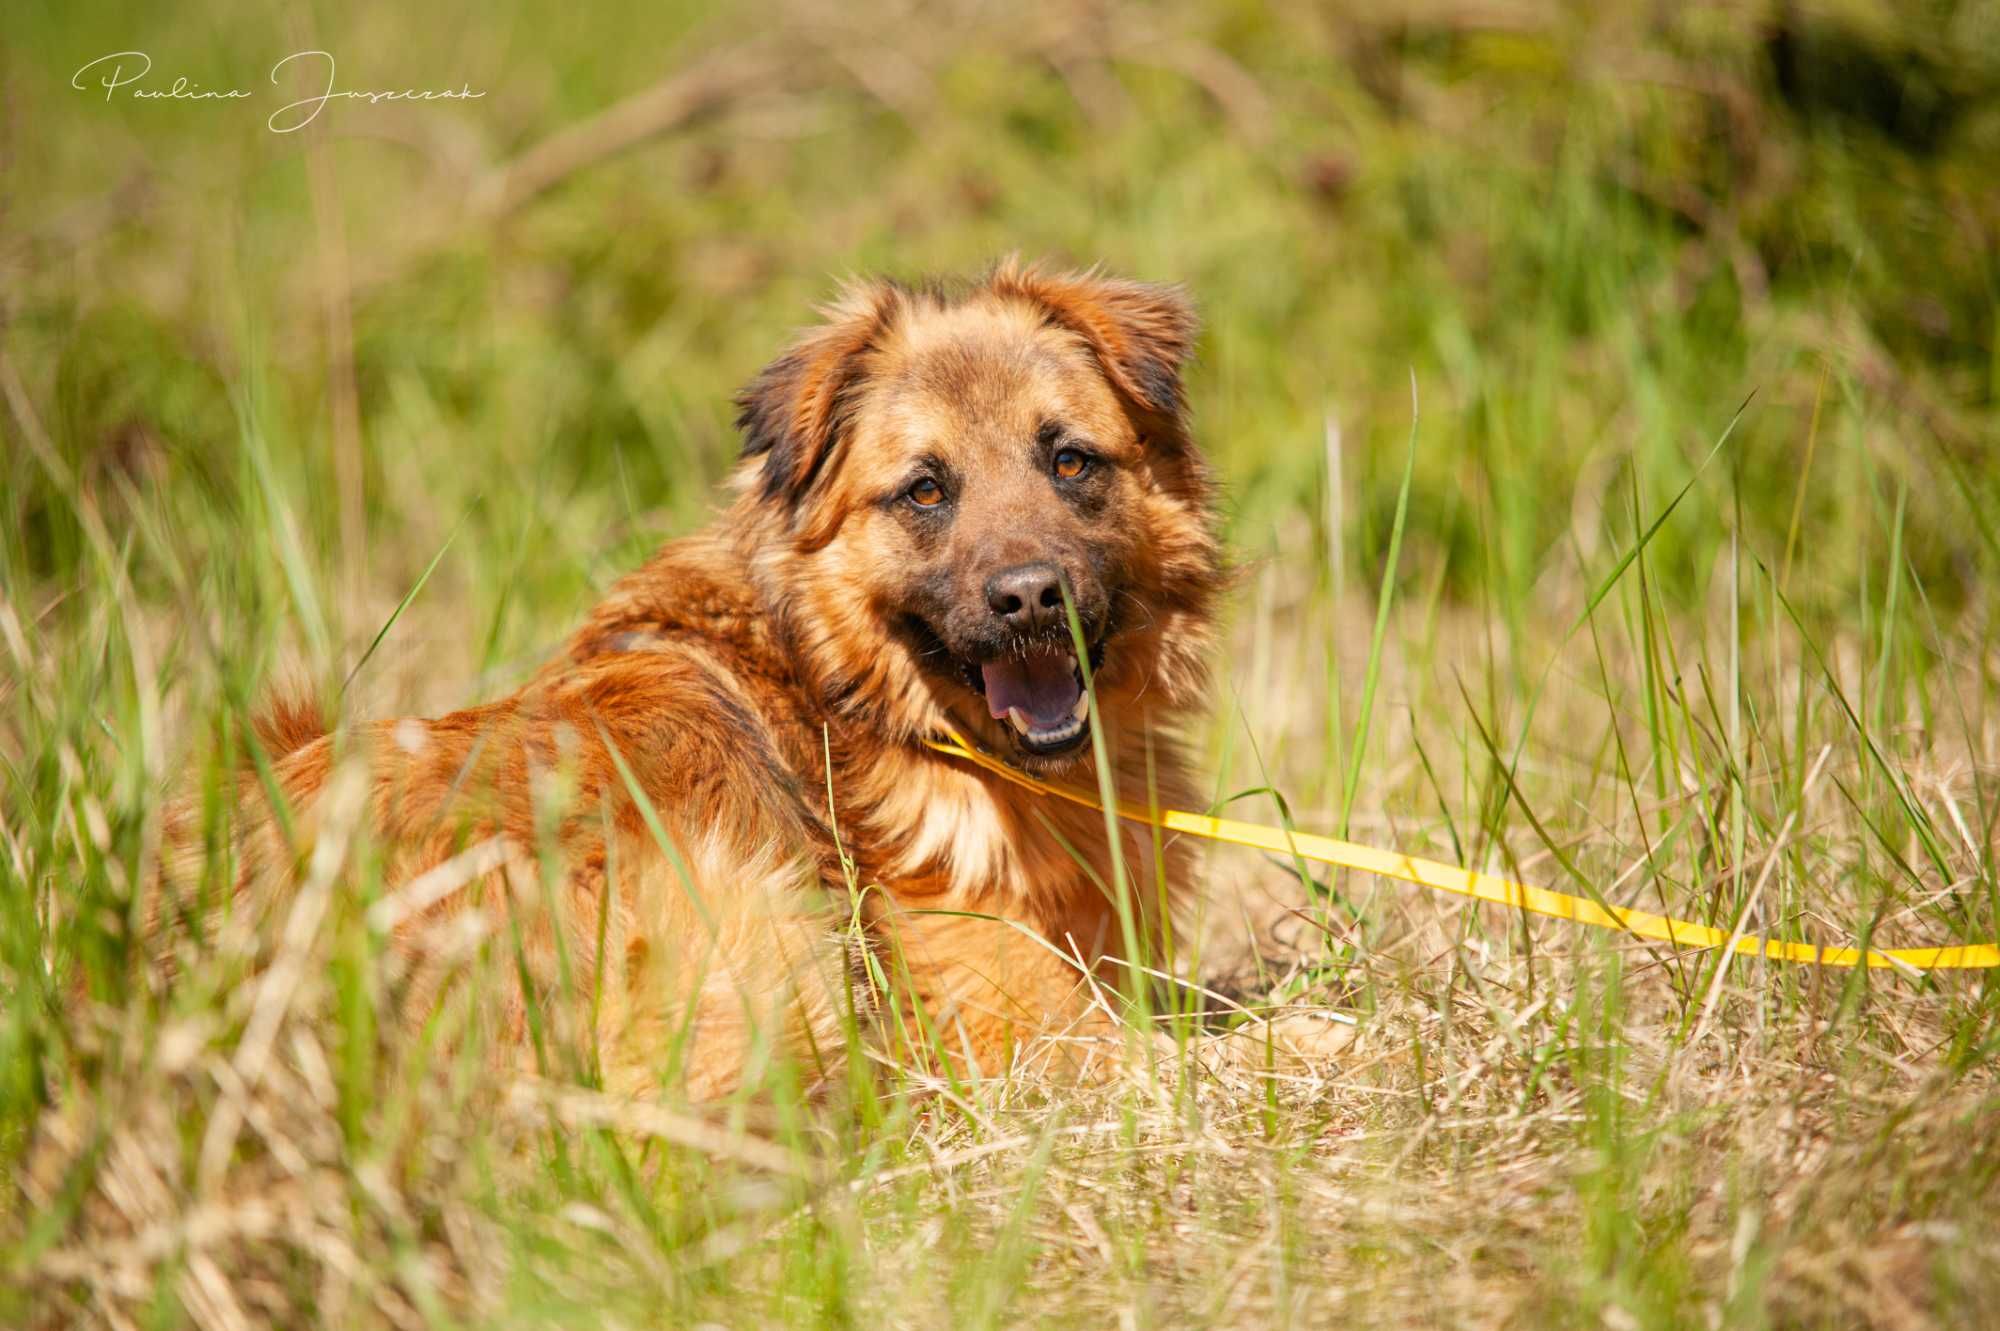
[6,0,2000,1325]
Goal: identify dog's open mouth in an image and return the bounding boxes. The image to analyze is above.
[973,645,1092,756]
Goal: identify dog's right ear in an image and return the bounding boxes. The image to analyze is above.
[735,279,903,507]
[986,257,1198,449]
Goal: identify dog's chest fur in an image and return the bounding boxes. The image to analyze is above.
[556,529,1191,937]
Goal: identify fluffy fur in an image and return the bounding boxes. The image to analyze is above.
[157,259,1224,1096]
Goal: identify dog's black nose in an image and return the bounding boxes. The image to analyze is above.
[985,562,1065,630]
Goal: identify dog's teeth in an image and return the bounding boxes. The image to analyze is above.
[1005,696,1092,745]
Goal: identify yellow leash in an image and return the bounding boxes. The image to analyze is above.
[925,729,2000,972]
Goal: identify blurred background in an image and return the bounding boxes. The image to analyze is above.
[8,0,1998,710]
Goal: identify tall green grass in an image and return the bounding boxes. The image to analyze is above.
[6,0,2000,1325]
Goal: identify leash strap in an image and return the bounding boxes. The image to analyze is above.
[924,729,2000,972]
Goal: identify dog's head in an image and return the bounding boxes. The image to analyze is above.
[736,259,1220,770]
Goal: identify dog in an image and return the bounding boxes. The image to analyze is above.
[158,259,1223,1098]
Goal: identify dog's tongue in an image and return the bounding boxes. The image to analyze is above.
[982,652,1081,725]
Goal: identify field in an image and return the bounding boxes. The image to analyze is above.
[6,1,2000,1325]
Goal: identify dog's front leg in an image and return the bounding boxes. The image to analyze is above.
[867,902,1132,1082]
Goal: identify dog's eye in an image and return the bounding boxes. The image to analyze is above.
[907,477,945,507]
[1052,448,1089,480]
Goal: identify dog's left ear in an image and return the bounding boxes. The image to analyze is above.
[736,279,903,506]
[988,258,1198,444]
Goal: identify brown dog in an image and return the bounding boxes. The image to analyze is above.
[163,259,1222,1097]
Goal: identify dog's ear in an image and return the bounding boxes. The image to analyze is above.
[736,279,903,505]
[988,257,1198,444]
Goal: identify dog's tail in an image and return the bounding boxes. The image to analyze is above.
[251,688,330,761]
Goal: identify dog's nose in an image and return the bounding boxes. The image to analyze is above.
[985,562,1065,630]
